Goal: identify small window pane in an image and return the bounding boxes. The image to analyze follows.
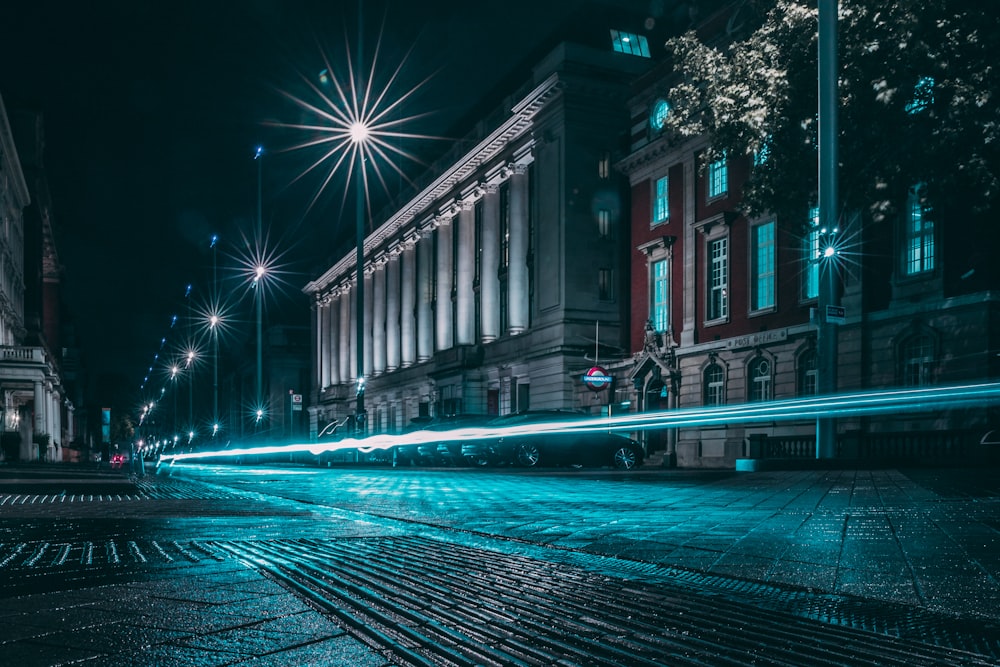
[653,176,669,225]
[752,221,775,310]
[651,259,668,333]
[708,238,728,320]
[749,357,772,402]
[708,156,728,198]
[704,364,725,405]
[905,184,934,275]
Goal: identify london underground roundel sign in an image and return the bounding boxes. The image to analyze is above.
[583,366,612,391]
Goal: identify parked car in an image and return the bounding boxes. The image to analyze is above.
[464,410,644,470]
[399,414,493,466]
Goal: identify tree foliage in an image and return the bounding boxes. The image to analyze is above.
[663,0,999,230]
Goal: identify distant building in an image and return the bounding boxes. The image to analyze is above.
[0,94,75,462]
[224,323,310,444]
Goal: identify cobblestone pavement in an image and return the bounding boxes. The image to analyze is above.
[1,463,998,665]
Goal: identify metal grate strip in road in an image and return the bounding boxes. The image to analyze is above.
[217,536,999,667]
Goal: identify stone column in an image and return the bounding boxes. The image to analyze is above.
[385,247,401,372]
[416,229,434,362]
[312,301,323,390]
[328,292,340,386]
[508,164,529,334]
[456,200,476,346]
[319,299,331,388]
[53,392,61,451]
[480,184,500,342]
[435,217,454,351]
[372,257,387,375]
[339,284,352,383]
[363,269,374,378]
[348,281,358,382]
[33,381,45,436]
[400,238,417,367]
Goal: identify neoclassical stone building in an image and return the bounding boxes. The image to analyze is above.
[305,41,650,437]
[0,95,73,461]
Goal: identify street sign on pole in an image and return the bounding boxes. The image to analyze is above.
[825,305,845,324]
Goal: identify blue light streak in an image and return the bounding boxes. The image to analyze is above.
[158,382,1000,466]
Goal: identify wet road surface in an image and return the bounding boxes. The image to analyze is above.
[1,463,998,665]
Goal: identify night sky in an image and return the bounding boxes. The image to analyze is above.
[1,0,677,403]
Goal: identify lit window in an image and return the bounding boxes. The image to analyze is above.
[610,30,651,58]
[653,176,669,225]
[704,363,725,405]
[598,152,611,179]
[651,259,668,333]
[650,99,670,130]
[598,268,614,301]
[905,76,935,114]
[748,357,772,402]
[904,184,935,275]
[707,154,728,198]
[708,237,728,321]
[803,207,819,300]
[753,137,771,166]
[902,334,934,386]
[597,209,612,240]
[751,221,776,311]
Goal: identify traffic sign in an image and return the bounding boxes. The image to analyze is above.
[583,366,612,391]
[826,305,846,324]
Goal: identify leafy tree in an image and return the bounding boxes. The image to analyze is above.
[662,0,999,231]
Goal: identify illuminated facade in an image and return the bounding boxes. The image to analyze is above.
[614,9,999,468]
[305,42,648,437]
[0,96,74,462]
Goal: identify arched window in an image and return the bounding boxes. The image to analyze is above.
[704,363,725,406]
[748,357,772,402]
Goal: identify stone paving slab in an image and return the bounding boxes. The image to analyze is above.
[0,559,390,666]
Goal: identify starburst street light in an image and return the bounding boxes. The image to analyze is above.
[270,15,444,437]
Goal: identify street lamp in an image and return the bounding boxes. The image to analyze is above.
[210,234,219,430]
[170,364,179,439]
[816,0,840,459]
[254,146,264,437]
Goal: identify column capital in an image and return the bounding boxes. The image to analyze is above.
[460,182,482,205]
[419,216,439,234]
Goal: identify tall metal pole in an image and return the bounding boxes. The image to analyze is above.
[816,0,839,459]
[255,147,264,434]
[211,235,219,427]
[354,1,366,435]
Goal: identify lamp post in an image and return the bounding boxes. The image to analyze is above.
[254,146,264,437]
[353,1,368,437]
[170,364,179,440]
[185,348,195,433]
[816,0,840,459]
[210,235,219,430]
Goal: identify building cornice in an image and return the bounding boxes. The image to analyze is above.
[304,73,562,295]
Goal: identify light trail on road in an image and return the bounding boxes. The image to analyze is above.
[157,382,1000,466]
